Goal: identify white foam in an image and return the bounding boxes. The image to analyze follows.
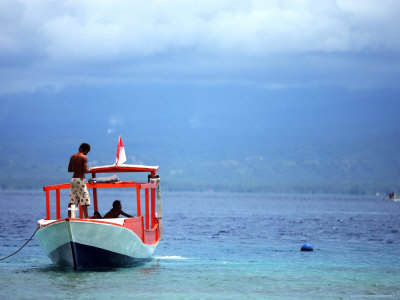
[154,255,188,260]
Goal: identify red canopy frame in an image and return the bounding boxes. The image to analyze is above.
[43,165,159,231]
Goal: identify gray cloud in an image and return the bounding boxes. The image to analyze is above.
[1,0,400,94]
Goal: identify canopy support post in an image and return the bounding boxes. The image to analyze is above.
[46,190,50,220]
[56,189,61,219]
[151,187,155,228]
[92,173,98,213]
[145,188,149,230]
[136,186,141,217]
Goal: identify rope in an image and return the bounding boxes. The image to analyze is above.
[0,227,39,261]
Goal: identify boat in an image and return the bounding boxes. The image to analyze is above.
[388,192,400,202]
[35,164,163,270]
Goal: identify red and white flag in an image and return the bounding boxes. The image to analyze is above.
[115,135,127,166]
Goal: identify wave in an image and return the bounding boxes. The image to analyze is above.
[154,255,188,260]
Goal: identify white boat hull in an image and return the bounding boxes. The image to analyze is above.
[36,219,157,270]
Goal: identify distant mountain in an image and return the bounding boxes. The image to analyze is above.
[1,85,400,194]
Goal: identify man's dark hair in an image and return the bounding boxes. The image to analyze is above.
[113,200,121,209]
[79,143,91,153]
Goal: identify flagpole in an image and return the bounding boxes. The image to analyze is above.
[116,135,120,166]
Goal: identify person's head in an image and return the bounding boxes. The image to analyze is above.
[79,143,91,154]
[113,200,122,209]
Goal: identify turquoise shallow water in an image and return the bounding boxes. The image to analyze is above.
[0,191,399,299]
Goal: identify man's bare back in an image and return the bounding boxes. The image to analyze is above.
[68,152,89,179]
[68,143,91,219]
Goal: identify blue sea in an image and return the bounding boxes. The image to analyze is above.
[0,190,399,299]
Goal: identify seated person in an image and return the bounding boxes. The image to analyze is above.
[103,200,133,218]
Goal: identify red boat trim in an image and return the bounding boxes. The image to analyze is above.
[39,218,126,229]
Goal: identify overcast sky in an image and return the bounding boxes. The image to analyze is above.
[1,0,400,95]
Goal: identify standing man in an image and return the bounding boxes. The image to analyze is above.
[68,143,91,218]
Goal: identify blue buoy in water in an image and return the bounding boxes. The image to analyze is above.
[301,243,313,251]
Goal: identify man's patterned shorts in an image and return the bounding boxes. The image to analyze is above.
[69,178,90,206]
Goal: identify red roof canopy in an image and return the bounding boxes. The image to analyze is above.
[89,164,159,174]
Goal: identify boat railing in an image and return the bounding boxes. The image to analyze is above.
[43,180,159,232]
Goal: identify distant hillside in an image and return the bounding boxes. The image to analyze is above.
[1,85,400,194]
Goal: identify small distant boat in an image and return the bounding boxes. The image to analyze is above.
[388,192,400,201]
[36,164,163,270]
